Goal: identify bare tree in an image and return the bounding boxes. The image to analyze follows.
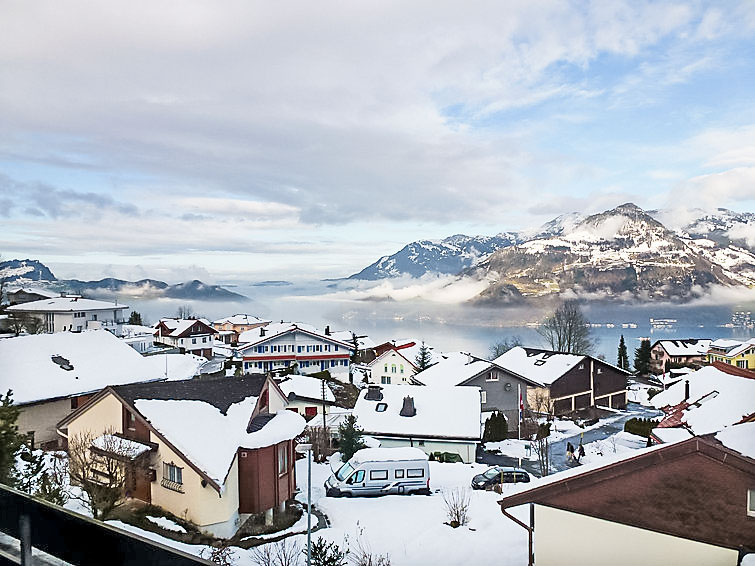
[7,313,44,335]
[532,423,552,477]
[537,299,593,354]
[175,305,196,319]
[529,388,554,418]
[24,314,45,334]
[67,429,151,520]
[7,312,26,336]
[347,525,391,566]
[250,538,302,566]
[488,336,523,360]
[442,487,471,528]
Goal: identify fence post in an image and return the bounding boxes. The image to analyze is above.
[19,513,31,566]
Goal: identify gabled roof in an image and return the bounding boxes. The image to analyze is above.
[498,433,755,551]
[652,338,711,357]
[238,323,353,351]
[708,338,755,357]
[353,385,481,440]
[416,351,542,388]
[155,318,216,338]
[6,296,128,312]
[367,348,418,372]
[8,287,59,299]
[0,330,167,405]
[212,314,270,326]
[278,375,336,404]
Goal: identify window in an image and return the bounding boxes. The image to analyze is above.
[418,440,425,446]
[348,470,365,484]
[400,365,404,374]
[335,345,339,352]
[738,360,748,369]
[162,462,183,492]
[486,371,498,382]
[749,490,755,518]
[578,364,584,370]
[391,364,397,373]
[277,443,289,475]
[376,402,388,412]
[407,469,424,478]
[202,337,207,343]
[381,376,391,385]
[91,314,97,321]
[298,346,303,353]
[370,470,388,480]
[481,391,487,404]
[395,469,404,478]
[192,338,197,344]
[596,368,602,374]
[384,364,388,373]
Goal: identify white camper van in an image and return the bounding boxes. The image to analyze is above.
[325,447,431,497]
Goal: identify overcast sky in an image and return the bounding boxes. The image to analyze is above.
[2,1,755,283]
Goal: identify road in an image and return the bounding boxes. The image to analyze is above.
[476,402,663,476]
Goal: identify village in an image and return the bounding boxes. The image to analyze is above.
[0,288,753,566]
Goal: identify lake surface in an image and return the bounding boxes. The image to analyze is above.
[128,280,755,363]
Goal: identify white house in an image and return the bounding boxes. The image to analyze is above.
[277,374,337,419]
[154,318,216,359]
[238,323,353,379]
[6,296,129,336]
[365,348,419,385]
[352,384,481,463]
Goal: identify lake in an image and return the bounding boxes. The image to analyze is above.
[127,280,755,363]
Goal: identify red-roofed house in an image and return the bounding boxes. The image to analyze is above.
[154,319,216,359]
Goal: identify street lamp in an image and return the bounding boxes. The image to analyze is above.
[296,442,313,566]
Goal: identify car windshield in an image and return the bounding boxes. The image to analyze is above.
[335,463,355,482]
[483,468,501,479]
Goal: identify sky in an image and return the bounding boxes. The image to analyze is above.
[2,0,755,283]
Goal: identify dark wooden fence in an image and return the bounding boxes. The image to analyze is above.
[0,483,211,566]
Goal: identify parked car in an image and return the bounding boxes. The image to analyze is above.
[471,466,530,490]
[325,447,431,497]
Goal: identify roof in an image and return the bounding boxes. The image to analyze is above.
[155,318,216,338]
[0,330,168,405]
[113,374,269,414]
[6,297,128,313]
[212,314,270,326]
[8,287,59,299]
[498,434,755,551]
[414,352,492,387]
[237,323,353,350]
[650,427,693,444]
[715,421,755,459]
[278,375,336,403]
[653,339,711,357]
[651,365,755,435]
[353,385,481,440]
[708,338,755,357]
[709,360,755,379]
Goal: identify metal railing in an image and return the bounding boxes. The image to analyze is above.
[0,483,210,566]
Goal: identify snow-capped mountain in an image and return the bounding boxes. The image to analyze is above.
[348,233,522,279]
[0,259,57,282]
[472,203,755,301]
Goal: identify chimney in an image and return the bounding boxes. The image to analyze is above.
[325,325,331,336]
[684,380,690,402]
[260,327,266,337]
[466,352,472,364]
[400,396,416,417]
[365,385,383,401]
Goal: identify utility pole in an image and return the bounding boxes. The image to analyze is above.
[321,379,328,447]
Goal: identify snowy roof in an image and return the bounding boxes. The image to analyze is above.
[121,324,157,337]
[413,352,490,387]
[278,375,336,403]
[715,421,755,459]
[141,353,204,381]
[655,339,711,357]
[0,330,168,405]
[6,297,128,313]
[708,338,755,356]
[8,287,58,299]
[238,322,353,349]
[330,330,376,350]
[91,434,152,460]
[156,318,214,337]
[651,365,755,435]
[493,347,585,386]
[350,447,428,465]
[134,397,305,483]
[353,385,481,440]
[212,314,270,326]
[650,427,693,444]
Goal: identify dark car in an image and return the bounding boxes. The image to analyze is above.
[471,466,530,490]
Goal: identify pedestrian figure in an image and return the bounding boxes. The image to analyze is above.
[577,443,585,462]
[566,442,574,462]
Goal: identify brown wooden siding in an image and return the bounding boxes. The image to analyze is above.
[238,440,296,514]
[122,406,150,443]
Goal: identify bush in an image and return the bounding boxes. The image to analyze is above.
[442,488,471,528]
[646,388,662,401]
[624,417,660,438]
[309,537,348,566]
[482,411,508,442]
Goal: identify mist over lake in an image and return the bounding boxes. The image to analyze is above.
[126,280,755,362]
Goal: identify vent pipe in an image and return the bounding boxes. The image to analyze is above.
[400,396,416,417]
[684,380,690,401]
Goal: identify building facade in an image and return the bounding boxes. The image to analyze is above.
[6,296,129,336]
[154,319,216,359]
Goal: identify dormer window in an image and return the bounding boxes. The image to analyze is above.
[375,403,387,412]
[534,360,545,366]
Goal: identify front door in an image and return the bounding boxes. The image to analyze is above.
[126,464,151,503]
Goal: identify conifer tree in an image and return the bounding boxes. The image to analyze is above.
[617,335,630,370]
[415,341,432,372]
[127,311,144,325]
[0,390,23,486]
[337,415,366,462]
[634,338,652,375]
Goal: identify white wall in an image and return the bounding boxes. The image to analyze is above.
[534,505,738,566]
[374,437,477,464]
[368,351,416,385]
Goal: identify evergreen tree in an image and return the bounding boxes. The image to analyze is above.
[483,411,508,442]
[634,338,652,375]
[337,415,366,462]
[14,444,44,494]
[127,311,144,325]
[415,341,432,372]
[0,390,24,486]
[617,335,629,370]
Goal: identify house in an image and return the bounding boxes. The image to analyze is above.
[7,287,59,305]
[121,324,157,354]
[0,330,189,449]
[352,385,481,463]
[498,427,755,565]
[365,348,419,385]
[707,338,755,369]
[212,314,271,345]
[238,323,353,379]
[649,339,711,374]
[650,362,755,443]
[6,296,129,336]
[56,375,305,538]
[417,352,539,436]
[493,347,629,416]
[154,318,216,359]
[277,374,337,420]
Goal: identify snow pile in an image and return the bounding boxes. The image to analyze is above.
[0,330,167,404]
[483,439,537,460]
[577,432,648,466]
[651,365,755,434]
[350,447,428,464]
[134,397,305,483]
[417,352,491,387]
[279,375,335,402]
[715,421,755,459]
[353,385,481,440]
[146,516,187,533]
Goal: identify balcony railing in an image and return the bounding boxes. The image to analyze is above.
[0,483,209,565]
